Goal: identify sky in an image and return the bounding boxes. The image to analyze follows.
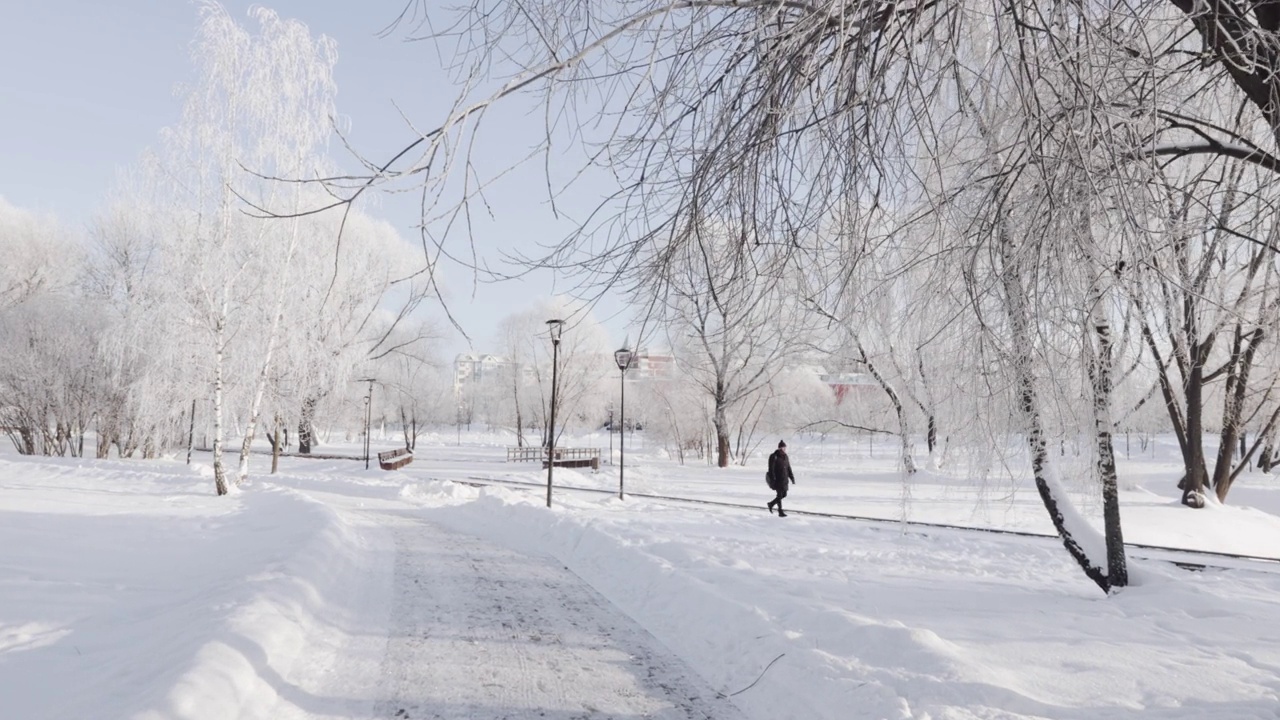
[0,0,634,360]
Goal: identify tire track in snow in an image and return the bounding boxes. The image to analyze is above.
[374,517,745,720]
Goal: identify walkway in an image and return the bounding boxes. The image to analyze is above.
[373,517,745,720]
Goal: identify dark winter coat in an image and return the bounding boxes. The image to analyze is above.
[768,449,794,497]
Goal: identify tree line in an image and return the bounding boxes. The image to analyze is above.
[0,4,436,495]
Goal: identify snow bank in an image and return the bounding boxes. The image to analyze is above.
[0,457,392,720]
[137,491,391,720]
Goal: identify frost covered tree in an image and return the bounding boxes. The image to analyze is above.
[626,368,710,464]
[1121,156,1280,507]
[654,222,811,467]
[0,198,77,311]
[0,6,427,473]
[495,313,549,446]
[320,0,1280,591]
[0,297,104,456]
[378,331,451,451]
[0,200,94,456]
[281,211,435,456]
[494,299,611,445]
[752,367,834,451]
[806,216,974,469]
[147,2,340,494]
[82,190,188,458]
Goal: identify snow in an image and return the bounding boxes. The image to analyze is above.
[2,434,1280,719]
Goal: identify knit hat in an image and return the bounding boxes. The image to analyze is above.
[778,440,787,448]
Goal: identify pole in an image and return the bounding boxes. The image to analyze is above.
[364,380,373,470]
[547,338,560,508]
[186,399,196,465]
[619,366,626,500]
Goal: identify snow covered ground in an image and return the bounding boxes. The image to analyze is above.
[2,433,1279,719]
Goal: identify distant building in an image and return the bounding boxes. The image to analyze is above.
[454,353,500,389]
[454,353,534,393]
[819,371,879,404]
[628,348,676,379]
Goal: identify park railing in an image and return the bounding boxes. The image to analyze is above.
[506,446,600,470]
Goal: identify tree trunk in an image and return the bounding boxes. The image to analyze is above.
[96,418,113,459]
[1089,293,1127,589]
[1213,328,1263,502]
[186,399,196,466]
[213,315,228,496]
[271,414,281,475]
[513,368,525,447]
[857,337,916,474]
[1136,295,1210,508]
[1260,424,1276,473]
[19,424,36,456]
[515,405,524,448]
[298,396,317,454]
[1000,228,1111,594]
[236,279,293,486]
[916,355,938,457]
[1180,350,1209,508]
[713,402,730,468]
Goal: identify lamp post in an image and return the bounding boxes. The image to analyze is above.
[186,398,196,466]
[357,377,376,469]
[613,345,633,500]
[545,319,565,508]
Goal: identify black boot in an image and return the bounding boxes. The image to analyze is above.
[767,500,776,514]
[777,502,787,517]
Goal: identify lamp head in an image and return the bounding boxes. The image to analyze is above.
[614,346,633,372]
[546,318,565,344]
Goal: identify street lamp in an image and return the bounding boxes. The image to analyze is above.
[545,319,565,508]
[613,345,633,500]
[357,377,376,469]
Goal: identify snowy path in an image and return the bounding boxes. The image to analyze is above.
[373,513,745,720]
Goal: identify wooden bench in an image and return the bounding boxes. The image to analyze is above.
[377,447,414,471]
[506,446,600,471]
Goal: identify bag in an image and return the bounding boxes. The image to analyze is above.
[766,469,776,490]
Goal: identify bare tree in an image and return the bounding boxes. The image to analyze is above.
[497,314,546,446]
[654,222,808,467]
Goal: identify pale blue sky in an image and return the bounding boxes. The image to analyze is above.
[0,0,632,357]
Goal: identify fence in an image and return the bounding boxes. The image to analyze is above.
[506,446,600,470]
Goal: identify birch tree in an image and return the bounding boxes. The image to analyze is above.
[154,2,338,493]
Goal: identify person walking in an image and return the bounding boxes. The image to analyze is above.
[766,440,795,517]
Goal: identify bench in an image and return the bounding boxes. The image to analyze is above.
[506,446,600,471]
[377,447,414,471]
